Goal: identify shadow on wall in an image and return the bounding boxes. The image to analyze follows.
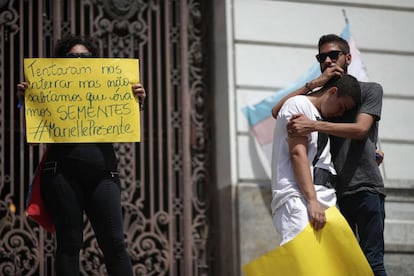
[247,133,272,216]
[238,136,280,268]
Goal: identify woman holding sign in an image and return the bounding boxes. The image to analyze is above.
[17,35,145,276]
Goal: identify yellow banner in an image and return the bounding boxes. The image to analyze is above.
[243,206,373,276]
[23,58,140,143]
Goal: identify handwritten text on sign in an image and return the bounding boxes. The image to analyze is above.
[24,58,140,143]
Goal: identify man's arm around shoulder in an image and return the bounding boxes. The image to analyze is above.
[288,112,375,140]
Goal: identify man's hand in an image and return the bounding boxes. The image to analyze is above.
[376,149,384,166]
[311,64,345,89]
[307,199,326,231]
[272,64,344,119]
[287,114,315,136]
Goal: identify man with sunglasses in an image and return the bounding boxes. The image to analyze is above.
[271,34,387,276]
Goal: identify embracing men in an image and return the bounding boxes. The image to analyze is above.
[271,34,386,276]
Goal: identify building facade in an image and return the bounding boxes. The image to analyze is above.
[0,0,413,275]
[213,0,414,275]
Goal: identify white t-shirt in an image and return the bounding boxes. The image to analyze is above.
[271,95,336,216]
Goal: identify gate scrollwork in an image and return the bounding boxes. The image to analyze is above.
[0,0,213,275]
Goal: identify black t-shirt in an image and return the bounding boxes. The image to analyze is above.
[46,143,118,172]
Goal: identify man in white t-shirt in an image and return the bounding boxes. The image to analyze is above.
[271,74,360,245]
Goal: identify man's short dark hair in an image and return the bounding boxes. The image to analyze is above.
[323,74,361,107]
[318,34,350,54]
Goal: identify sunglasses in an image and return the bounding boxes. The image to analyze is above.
[65,52,93,58]
[315,50,344,63]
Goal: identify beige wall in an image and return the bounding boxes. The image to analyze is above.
[234,0,414,181]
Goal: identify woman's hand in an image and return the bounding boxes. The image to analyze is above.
[287,114,315,137]
[132,83,146,110]
[17,82,29,106]
[16,81,40,145]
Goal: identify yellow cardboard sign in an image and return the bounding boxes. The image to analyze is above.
[243,206,373,276]
[23,58,140,143]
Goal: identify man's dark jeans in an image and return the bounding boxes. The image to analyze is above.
[338,191,387,276]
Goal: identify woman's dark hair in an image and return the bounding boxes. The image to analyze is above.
[53,35,99,57]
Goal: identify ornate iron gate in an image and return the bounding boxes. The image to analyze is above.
[0,0,214,275]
